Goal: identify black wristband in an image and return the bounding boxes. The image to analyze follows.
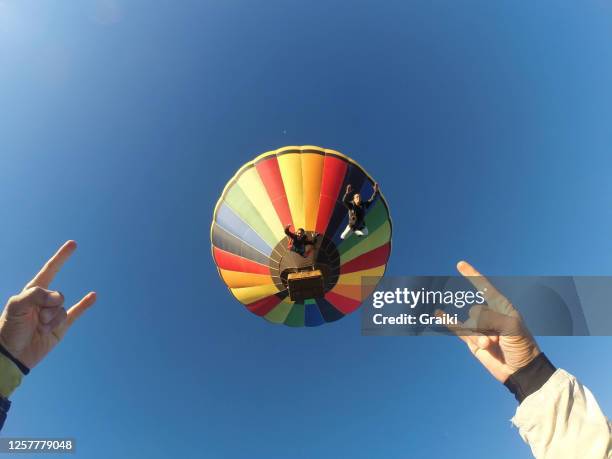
[504,353,556,404]
[0,342,30,375]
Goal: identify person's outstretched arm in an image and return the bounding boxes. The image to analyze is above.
[342,184,353,209]
[366,183,379,208]
[0,241,96,430]
[284,225,296,241]
[438,261,611,459]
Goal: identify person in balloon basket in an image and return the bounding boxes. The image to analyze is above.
[340,182,379,240]
[284,225,318,257]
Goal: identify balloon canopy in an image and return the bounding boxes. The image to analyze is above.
[211,146,392,326]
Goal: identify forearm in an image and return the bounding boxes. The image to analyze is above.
[510,359,611,459]
[342,192,352,208]
[368,190,378,204]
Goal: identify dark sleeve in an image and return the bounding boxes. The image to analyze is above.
[284,227,296,241]
[0,396,10,431]
[504,353,557,404]
[342,192,352,210]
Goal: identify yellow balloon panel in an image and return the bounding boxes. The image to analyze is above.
[236,167,285,243]
[336,265,386,285]
[277,152,305,230]
[301,152,325,231]
[230,284,280,304]
[220,269,273,289]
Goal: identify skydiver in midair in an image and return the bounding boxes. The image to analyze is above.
[284,225,318,257]
[340,182,379,240]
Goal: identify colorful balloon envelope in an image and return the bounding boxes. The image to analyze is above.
[211,146,392,326]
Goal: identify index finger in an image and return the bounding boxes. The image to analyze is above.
[25,240,78,290]
[456,260,517,316]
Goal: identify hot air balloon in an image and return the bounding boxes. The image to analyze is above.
[211,146,392,326]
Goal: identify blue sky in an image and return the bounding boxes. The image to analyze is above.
[1,1,611,458]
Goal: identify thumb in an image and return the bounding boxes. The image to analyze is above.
[468,305,516,335]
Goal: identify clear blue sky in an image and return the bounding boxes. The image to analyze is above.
[1,1,611,458]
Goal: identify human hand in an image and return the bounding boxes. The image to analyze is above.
[0,241,97,370]
[436,261,540,383]
[346,184,353,193]
[373,182,379,193]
